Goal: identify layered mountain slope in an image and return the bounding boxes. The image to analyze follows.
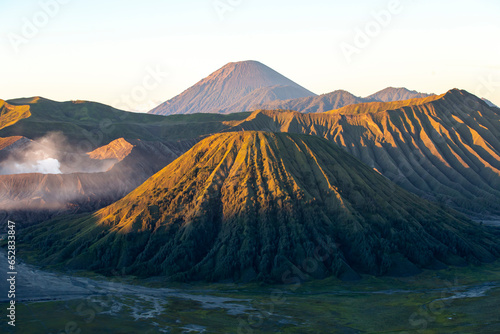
[251,90,373,114]
[367,87,433,102]
[149,61,316,115]
[22,132,500,282]
[229,90,500,217]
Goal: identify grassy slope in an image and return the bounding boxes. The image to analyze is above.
[0,97,250,148]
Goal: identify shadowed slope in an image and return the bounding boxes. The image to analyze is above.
[22,132,499,282]
[229,90,500,216]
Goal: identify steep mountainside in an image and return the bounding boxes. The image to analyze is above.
[367,87,433,102]
[149,61,316,115]
[229,90,500,217]
[22,132,499,282]
[251,90,373,114]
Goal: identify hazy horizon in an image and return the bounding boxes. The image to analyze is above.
[2,0,500,111]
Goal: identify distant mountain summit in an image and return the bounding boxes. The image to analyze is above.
[251,90,373,114]
[367,87,433,102]
[249,87,434,114]
[149,61,316,115]
[482,98,498,108]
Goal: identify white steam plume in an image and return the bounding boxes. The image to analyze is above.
[0,133,64,175]
[13,158,62,174]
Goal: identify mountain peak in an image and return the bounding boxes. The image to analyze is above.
[367,87,434,102]
[327,93,444,115]
[249,89,373,114]
[442,88,481,101]
[149,61,316,115]
[24,131,500,282]
[223,60,264,67]
[87,138,135,161]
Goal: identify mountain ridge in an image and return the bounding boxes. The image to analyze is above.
[366,87,434,102]
[250,87,435,114]
[250,90,374,114]
[227,89,500,216]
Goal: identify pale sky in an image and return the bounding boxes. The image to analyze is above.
[1,0,500,111]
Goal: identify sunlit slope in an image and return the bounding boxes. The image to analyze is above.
[231,90,500,216]
[0,99,31,130]
[22,132,499,282]
[0,97,249,148]
[87,138,135,161]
